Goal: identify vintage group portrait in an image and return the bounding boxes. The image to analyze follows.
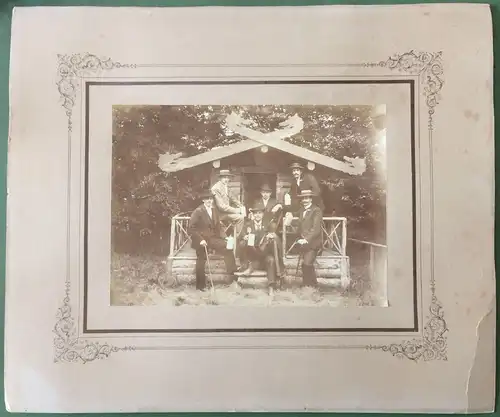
[111,104,387,308]
[5,5,494,413]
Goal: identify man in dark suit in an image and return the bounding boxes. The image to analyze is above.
[288,162,325,214]
[188,190,238,290]
[235,201,285,289]
[256,183,282,224]
[292,189,323,287]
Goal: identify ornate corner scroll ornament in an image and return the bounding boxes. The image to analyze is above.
[368,297,448,361]
[54,283,134,363]
[378,50,443,129]
[57,53,135,131]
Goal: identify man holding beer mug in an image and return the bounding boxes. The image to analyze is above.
[235,201,284,289]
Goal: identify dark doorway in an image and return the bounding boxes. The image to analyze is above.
[242,172,277,207]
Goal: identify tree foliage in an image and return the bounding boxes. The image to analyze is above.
[112,105,386,255]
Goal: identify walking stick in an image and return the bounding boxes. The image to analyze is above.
[273,237,284,289]
[203,245,216,297]
[295,251,302,279]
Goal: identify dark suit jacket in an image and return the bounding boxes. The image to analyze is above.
[238,218,271,247]
[289,172,324,212]
[188,204,226,249]
[253,197,281,223]
[297,204,323,250]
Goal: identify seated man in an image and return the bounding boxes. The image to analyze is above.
[285,189,323,287]
[211,169,245,236]
[188,190,238,291]
[235,201,285,290]
[257,183,283,224]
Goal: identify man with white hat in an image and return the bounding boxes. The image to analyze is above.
[211,169,245,236]
[293,189,323,287]
[288,162,324,214]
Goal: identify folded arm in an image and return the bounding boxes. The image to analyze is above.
[301,210,322,243]
[212,187,241,214]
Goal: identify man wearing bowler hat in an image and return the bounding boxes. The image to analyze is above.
[256,183,282,224]
[288,162,324,213]
[235,201,285,289]
[188,190,238,290]
[292,189,323,287]
[211,169,245,236]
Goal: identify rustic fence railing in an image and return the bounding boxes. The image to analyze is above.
[348,238,388,305]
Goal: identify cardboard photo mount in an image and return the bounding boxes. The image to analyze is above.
[5,4,495,413]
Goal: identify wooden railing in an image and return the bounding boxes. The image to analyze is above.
[348,238,388,304]
[169,214,237,258]
[170,213,349,261]
[169,215,191,257]
[282,217,347,258]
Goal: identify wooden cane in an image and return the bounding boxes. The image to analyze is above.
[295,252,302,279]
[203,245,216,296]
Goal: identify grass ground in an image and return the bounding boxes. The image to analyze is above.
[110,252,382,307]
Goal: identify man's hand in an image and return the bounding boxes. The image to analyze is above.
[200,240,207,247]
[266,232,276,240]
[243,235,249,241]
[297,238,308,245]
[271,204,282,213]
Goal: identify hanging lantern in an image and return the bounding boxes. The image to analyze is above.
[212,160,221,168]
[307,161,315,171]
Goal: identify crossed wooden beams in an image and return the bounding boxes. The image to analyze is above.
[158,112,367,176]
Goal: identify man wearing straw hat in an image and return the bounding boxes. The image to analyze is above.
[288,189,323,287]
[211,169,245,236]
[188,190,238,291]
[288,162,324,213]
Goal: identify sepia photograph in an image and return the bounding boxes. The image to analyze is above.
[111,104,387,307]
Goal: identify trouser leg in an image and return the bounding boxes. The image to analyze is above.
[195,248,207,290]
[301,248,318,286]
[209,237,237,278]
[265,254,277,285]
[221,213,245,236]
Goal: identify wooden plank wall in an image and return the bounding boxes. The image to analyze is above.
[229,172,242,202]
[276,172,292,202]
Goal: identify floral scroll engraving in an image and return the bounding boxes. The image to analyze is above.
[57,53,135,131]
[379,50,444,129]
[368,297,448,361]
[54,283,134,363]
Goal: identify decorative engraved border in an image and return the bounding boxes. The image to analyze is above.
[54,51,446,363]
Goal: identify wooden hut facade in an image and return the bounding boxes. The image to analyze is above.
[159,136,366,288]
